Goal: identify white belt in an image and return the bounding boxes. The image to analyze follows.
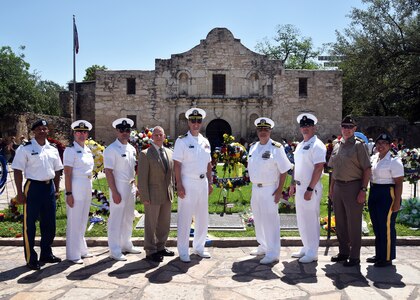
[73,174,92,179]
[182,174,207,180]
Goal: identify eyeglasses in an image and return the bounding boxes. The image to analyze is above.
[189,119,202,124]
[341,125,355,129]
[118,128,131,133]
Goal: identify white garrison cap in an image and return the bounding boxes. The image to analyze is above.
[254,117,274,129]
[296,113,318,126]
[112,118,134,129]
[71,120,92,131]
[185,107,206,119]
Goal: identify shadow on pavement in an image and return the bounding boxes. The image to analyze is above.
[231,257,280,282]
[17,261,72,284]
[366,265,406,289]
[145,256,202,284]
[280,259,318,285]
[66,257,117,280]
[323,263,369,289]
[108,258,159,279]
[0,265,32,282]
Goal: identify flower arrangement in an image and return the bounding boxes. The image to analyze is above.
[396,197,419,228]
[91,189,110,215]
[320,215,336,232]
[241,208,254,227]
[397,148,420,184]
[212,133,248,176]
[85,139,105,178]
[2,197,23,222]
[278,188,296,213]
[130,128,153,150]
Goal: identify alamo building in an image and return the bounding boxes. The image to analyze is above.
[62,28,342,146]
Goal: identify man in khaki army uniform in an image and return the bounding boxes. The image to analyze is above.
[328,116,371,267]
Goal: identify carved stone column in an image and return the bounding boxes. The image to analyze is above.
[240,101,246,138]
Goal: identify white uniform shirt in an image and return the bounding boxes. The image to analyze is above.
[11,138,63,181]
[370,152,404,184]
[248,139,293,184]
[104,139,137,182]
[294,135,326,185]
[63,141,94,177]
[172,131,211,178]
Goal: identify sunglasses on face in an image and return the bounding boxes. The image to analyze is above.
[341,124,355,129]
[118,128,131,133]
[189,119,202,124]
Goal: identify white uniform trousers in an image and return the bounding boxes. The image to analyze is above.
[177,177,209,256]
[251,184,280,259]
[66,177,92,260]
[107,180,136,257]
[295,181,322,258]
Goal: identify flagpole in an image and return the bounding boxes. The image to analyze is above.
[73,15,77,122]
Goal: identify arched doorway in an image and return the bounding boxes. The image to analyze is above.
[205,119,232,151]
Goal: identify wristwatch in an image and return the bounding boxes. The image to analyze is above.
[360,187,368,192]
[306,186,314,192]
[65,192,73,196]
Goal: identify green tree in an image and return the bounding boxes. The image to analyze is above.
[83,64,107,81]
[332,0,420,122]
[0,46,39,115]
[36,80,62,115]
[255,24,322,69]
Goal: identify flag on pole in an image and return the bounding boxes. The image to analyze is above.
[73,20,79,54]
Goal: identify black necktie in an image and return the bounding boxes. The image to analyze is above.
[159,148,168,172]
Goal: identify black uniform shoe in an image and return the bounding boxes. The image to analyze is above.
[39,255,62,264]
[146,253,163,262]
[374,260,392,267]
[343,258,360,267]
[158,248,175,257]
[366,256,377,263]
[331,253,349,262]
[26,262,41,270]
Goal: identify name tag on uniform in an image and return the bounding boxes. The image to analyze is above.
[121,154,127,157]
[262,151,271,159]
[77,150,82,153]
[303,145,310,150]
[189,145,194,148]
[31,152,39,155]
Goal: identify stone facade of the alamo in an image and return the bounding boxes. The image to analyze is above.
[67,28,342,146]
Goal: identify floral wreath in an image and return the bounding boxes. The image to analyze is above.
[85,138,105,178]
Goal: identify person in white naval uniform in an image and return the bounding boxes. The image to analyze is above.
[248,117,293,264]
[173,108,213,263]
[64,120,95,264]
[289,113,326,263]
[104,118,141,261]
[12,119,63,270]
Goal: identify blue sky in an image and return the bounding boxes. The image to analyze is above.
[1,0,365,87]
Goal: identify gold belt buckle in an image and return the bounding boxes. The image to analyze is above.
[257,183,263,187]
[87,175,92,179]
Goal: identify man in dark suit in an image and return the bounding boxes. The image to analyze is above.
[138,126,175,262]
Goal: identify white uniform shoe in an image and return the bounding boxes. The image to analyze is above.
[123,247,142,254]
[259,256,278,265]
[298,255,318,264]
[71,259,84,264]
[81,253,93,258]
[179,254,191,263]
[193,250,211,258]
[110,253,127,261]
[291,251,305,258]
[250,249,266,256]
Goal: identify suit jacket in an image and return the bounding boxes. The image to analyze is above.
[138,145,174,205]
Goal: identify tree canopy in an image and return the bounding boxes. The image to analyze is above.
[332,0,420,122]
[0,46,62,116]
[83,64,107,81]
[255,24,322,69]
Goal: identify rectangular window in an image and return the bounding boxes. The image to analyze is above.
[212,74,226,95]
[299,78,308,98]
[127,78,136,95]
[127,115,137,129]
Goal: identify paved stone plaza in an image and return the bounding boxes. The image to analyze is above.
[0,245,419,299]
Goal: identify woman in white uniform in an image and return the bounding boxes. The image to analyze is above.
[64,120,94,264]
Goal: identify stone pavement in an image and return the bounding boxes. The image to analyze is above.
[0,245,419,300]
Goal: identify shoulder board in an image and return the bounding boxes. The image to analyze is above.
[49,143,57,148]
[178,133,188,139]
[271,141,283,148]
[67,143,74,147]
[355,137,365,144]
[23,141,32,146]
